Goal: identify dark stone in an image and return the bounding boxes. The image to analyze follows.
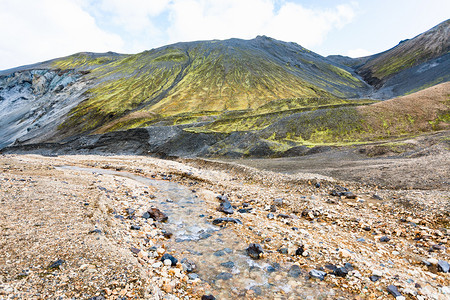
[146,207,168,222]
[216,272,233,280]
[266,265,276,273]
[438,260,449,273]
[201,295,215,300]
[278,213,290,219]
[162,230,173,239]
[315,182,321,188]
[181,258,196,273]
[370,275,380,282]
[212,217,242,225]
[309,269,327,280]
[130,247,141,254]
[238,208,252,213]
[87,296,106,300]
[269,205,277,212]
[379,236,391,243]
[88,229,102,234]
[267,213,275,219]
[325,264,337,272]
[214,250,226,257]
[160,253,178,266]
[142,211,150,219]
[220,261,235,268]
[386,285,402,297]
[218,201,234,215]
[363,226,371,231]
[335,267,349,277]
[288,265,302,277]
[130,225,140,230]
[246,243,264,259]
[295,245,305,256]
[47,259,65,270]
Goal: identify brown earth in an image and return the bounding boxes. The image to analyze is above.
[357,82,450,139]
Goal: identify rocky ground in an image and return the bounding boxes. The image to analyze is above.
[0,154,449,299]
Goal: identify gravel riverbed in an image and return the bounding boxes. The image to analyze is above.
[0,154,448,299]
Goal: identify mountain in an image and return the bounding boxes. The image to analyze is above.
[328,19,450,98]
[0,21,449,156]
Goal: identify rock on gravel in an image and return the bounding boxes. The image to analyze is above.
[246,243,264,259]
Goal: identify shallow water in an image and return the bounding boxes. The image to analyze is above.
[58,165,342,299]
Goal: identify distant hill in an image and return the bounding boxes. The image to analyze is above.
[0,20,449,155]
[328,19,450,99]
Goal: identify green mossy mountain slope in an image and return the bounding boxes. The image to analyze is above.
[51,36,371,136]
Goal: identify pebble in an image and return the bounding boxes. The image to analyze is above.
[267,213,275,219]
[246,243,264,259]
[334,267,349,278]
[163,259,172,266]
[130,225,140,230]
[181,258,197,273]
[380,236,391,242]
[160,253,178,266]
[47,259,65,270]
[218,200,234,215]
[212,217,242,225]
[201,295,215,300]
[213,250,225,257]
[220,261,234,269]
[437,260,449,273]
[309,269,327,280]
[146,207,168,222]
[288,265,302,278]
[216,272,233,280]
[273,198,284,206]
[387,285,402,298]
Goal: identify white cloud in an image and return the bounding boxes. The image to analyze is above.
[0,0,358,70]
[347,48,373,58]
[166,0,356,47]
[0,0,124,70]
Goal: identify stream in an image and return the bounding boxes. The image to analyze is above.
[58,166,340,299]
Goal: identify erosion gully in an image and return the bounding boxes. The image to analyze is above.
[58,166,342,299]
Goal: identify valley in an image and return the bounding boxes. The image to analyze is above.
[0,17,449,300]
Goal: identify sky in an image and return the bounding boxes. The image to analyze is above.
[0,0,449,70]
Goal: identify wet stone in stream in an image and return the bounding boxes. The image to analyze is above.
[220,261,235,268]
[216,272,233,280]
